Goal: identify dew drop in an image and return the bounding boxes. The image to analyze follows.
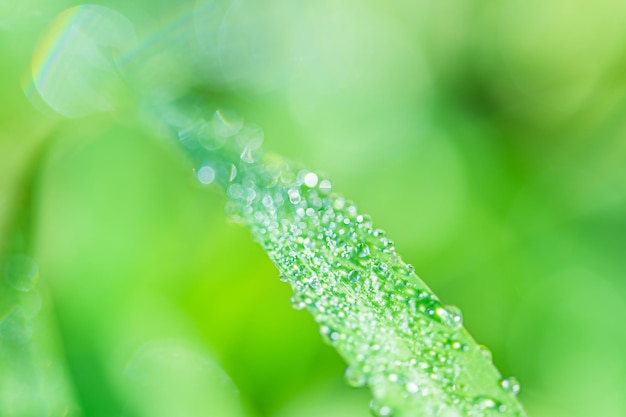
[214,140,519,417]
[196,165,216,184]
[290,294,307,310]
[348,270,361,283]
[406,381,419,394]
[346,203,358,217]
[320,325,341,345]
[288,188,301,204]
[303,172,318,188]
[370,400,393,417]
[445,305,463,326]
[227,183,244,199]
[472,395,502,411]
[319,179,332,193]
[478,344,493,362]
[345,366,367,387]
[450,340,468,352]
[437,305,463,328]
[334,197,346,210]
[356,243,370,258]
[500,376,521,396]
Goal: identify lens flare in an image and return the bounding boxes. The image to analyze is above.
[29,5,136,118]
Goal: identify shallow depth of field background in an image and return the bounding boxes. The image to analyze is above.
[1,0,626,416]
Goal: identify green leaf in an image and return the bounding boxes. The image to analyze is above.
[178,112,527,417]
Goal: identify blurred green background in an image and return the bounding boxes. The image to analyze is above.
[1,0,626,416]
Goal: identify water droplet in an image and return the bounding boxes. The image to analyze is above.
[356,243,370,258]
[370,400,393,417]
[319,179,332,193]
[215,146,517,417]
[303,172,318,188]
[334,197,346,210]
[450,340,468,352]
[500,376,521,396]
[288,188,301,204]
[345,366,367,387]
[436,305,463,328]
[348,270,361,283]
[472,395,502,411]
[290,294,307,310]
[227,183,244,199]
[196,165,216,184]
[445,305,463,327]
[478,344,492,362]
[225,201,245,224]
[4,254,39,292]
[262,194,274,208]
[406,381,419,393]
[380,238,395,251]
[320,325,340,345]
[346,203,358,217]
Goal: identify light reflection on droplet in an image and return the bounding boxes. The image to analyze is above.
[197,166,216,184]
[319,179,332,193]
[500,377,521,396]
[229,164,238,181]
[214,108,243,137]
[240,147,254,163]
[303,172,318,188]
[406,381,419,393]
[370,400,393,417]
[288,188,301,204]
[344,365,367,387]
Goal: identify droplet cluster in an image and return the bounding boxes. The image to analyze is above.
[177,110,527,417]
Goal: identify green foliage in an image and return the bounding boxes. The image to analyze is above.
[3,1,626,416]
